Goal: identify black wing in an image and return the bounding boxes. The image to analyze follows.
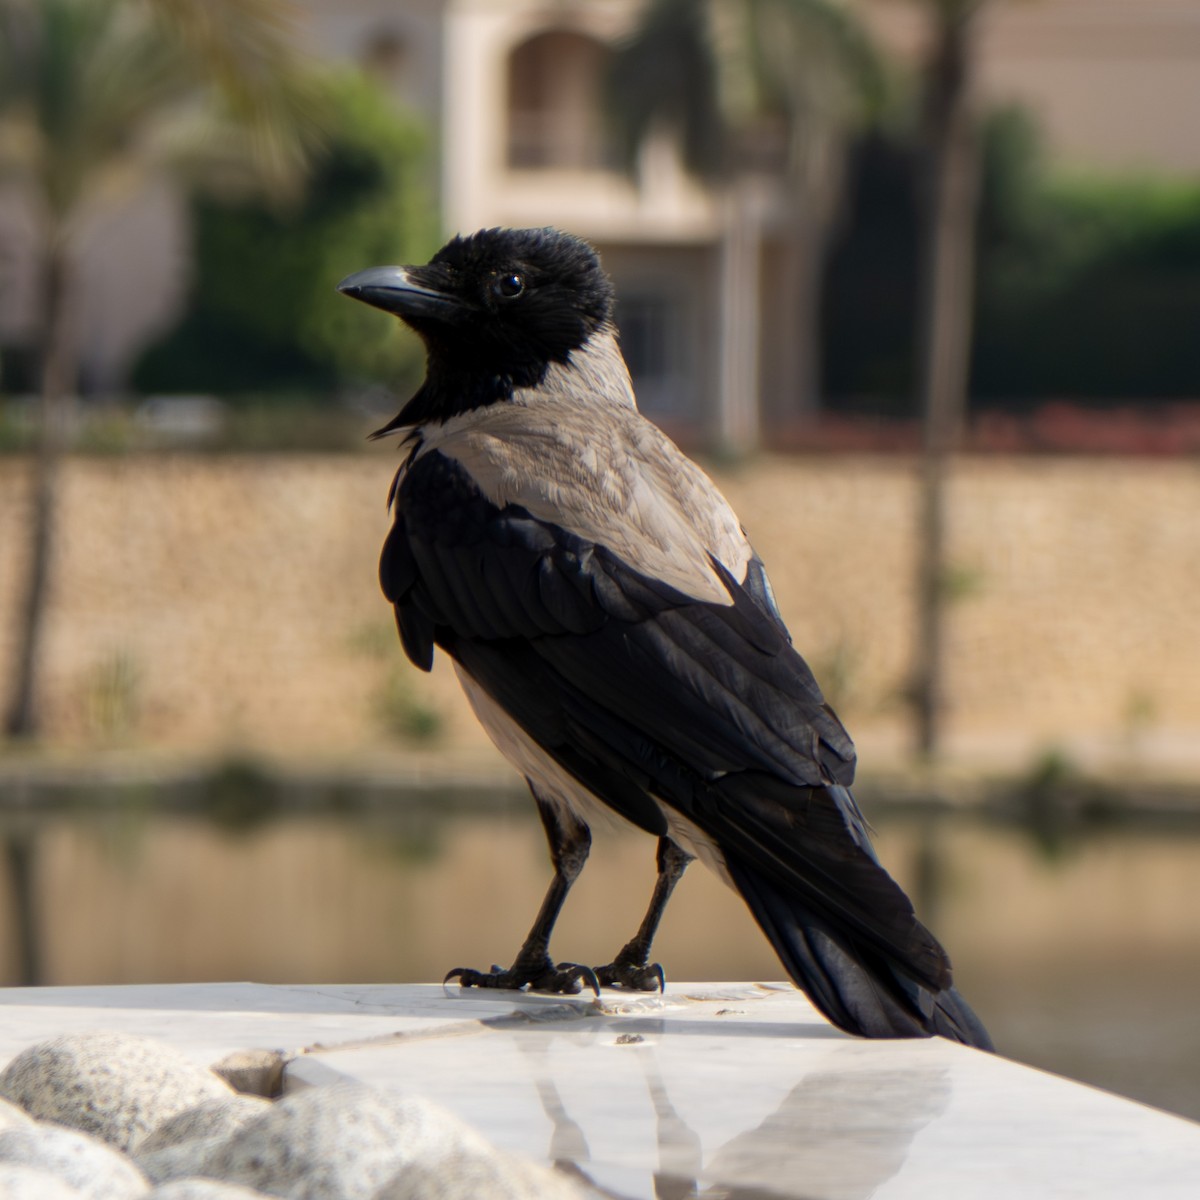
[386,451,854,780]
[383,449,964,1034]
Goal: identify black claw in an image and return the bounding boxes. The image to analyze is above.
[557,962,602,998]
[441,959,602,997]
[594,959,667,992]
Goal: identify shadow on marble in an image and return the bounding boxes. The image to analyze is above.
[579,1017,848,1044]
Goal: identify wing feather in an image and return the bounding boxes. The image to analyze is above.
[386,449,854,782]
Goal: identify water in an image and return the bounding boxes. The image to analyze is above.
[0,788,1197,1123]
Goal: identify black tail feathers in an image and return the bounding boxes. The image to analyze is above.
[917,981,994,1050]
[728,857,993,1051]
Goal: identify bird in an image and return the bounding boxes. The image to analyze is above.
[337,226,992,1048]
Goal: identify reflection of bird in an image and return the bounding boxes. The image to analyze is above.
[700,1064,952,1199]
[338,227,991,1047]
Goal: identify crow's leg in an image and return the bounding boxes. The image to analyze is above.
[595,837,693,992]
[445,785,600,996]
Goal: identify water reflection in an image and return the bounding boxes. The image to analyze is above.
[0,785,1197,1121]
[696,1064,950,1200]
[481,1017,949,1199]
[635,1042,704,1196]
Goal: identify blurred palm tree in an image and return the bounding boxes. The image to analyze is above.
[612,0,989,758]
[607,0,885,443]
[0,0,326,739]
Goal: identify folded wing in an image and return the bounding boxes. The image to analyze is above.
[383,446,970,1037]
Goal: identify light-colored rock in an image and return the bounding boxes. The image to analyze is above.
[137,1095,273,1154]
[0,1094,33,1129]
[209,1051,288,1099]
[147,1180,272,1199]
[201,1083,498,1200]
[0,1162,89,1198]
[136,1136,228,1187]
[0,1032,232,1151]
[371,1146,593,1199]
[0,1122,148,1199]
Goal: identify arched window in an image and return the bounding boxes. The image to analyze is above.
[506,31,614,170]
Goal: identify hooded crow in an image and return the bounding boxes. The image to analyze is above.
[338,226,992,1048]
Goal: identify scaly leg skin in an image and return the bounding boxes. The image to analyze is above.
[445,786,601,997]
[595,837,693,992]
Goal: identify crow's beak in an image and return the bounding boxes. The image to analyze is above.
[336,265,462,322]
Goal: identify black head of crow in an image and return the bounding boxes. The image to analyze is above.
[338,226,993,1050]
[339,227,616,427]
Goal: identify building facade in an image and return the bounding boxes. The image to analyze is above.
[306,0,791,446]
[4,0,1200,441]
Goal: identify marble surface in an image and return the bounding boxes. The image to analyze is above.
[1,981,1197,1198]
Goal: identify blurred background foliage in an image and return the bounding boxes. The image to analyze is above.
[8,86,1195,429]
[0,1,1197,433]
[825,107,1200,410]
[134,70,433,399]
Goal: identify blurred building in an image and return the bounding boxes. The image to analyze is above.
[4,0,1200,440]
[304,0,767,447]
[866,0,1200,175]
[304,0,1200,443]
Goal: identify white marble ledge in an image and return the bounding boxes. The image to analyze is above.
[0,981,1197,1200]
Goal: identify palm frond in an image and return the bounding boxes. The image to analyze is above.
[143,0,329,194]
[606,0,725,180]
[608,0,884,184]
[748,0,887,121]
[0,0,327,215]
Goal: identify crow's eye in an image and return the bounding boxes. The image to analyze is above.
[493,272,525,300]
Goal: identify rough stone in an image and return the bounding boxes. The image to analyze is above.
[209,1051,288,1099]
[0,1094,33,1130]
[200,1083,500,1200]
[147,1181,272,1199]
[371,1145,593,1199]
[0,1032,233,1151]
[0,1162,89,1198]
[135,1136,229,1187]
[0,1122,148,1199]
[137,1095,273,1154]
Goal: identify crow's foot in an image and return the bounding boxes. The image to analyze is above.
[444,960,601,997]
[594,958,666,993]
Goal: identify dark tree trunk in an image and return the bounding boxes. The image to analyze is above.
[912,1,983,760]
[5,242,75,740]
[780,208,826,424]
[716,178,764,453]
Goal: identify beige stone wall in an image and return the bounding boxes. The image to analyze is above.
[2,453,1198,776]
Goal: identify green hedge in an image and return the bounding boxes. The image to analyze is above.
[823,110,1200,410]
